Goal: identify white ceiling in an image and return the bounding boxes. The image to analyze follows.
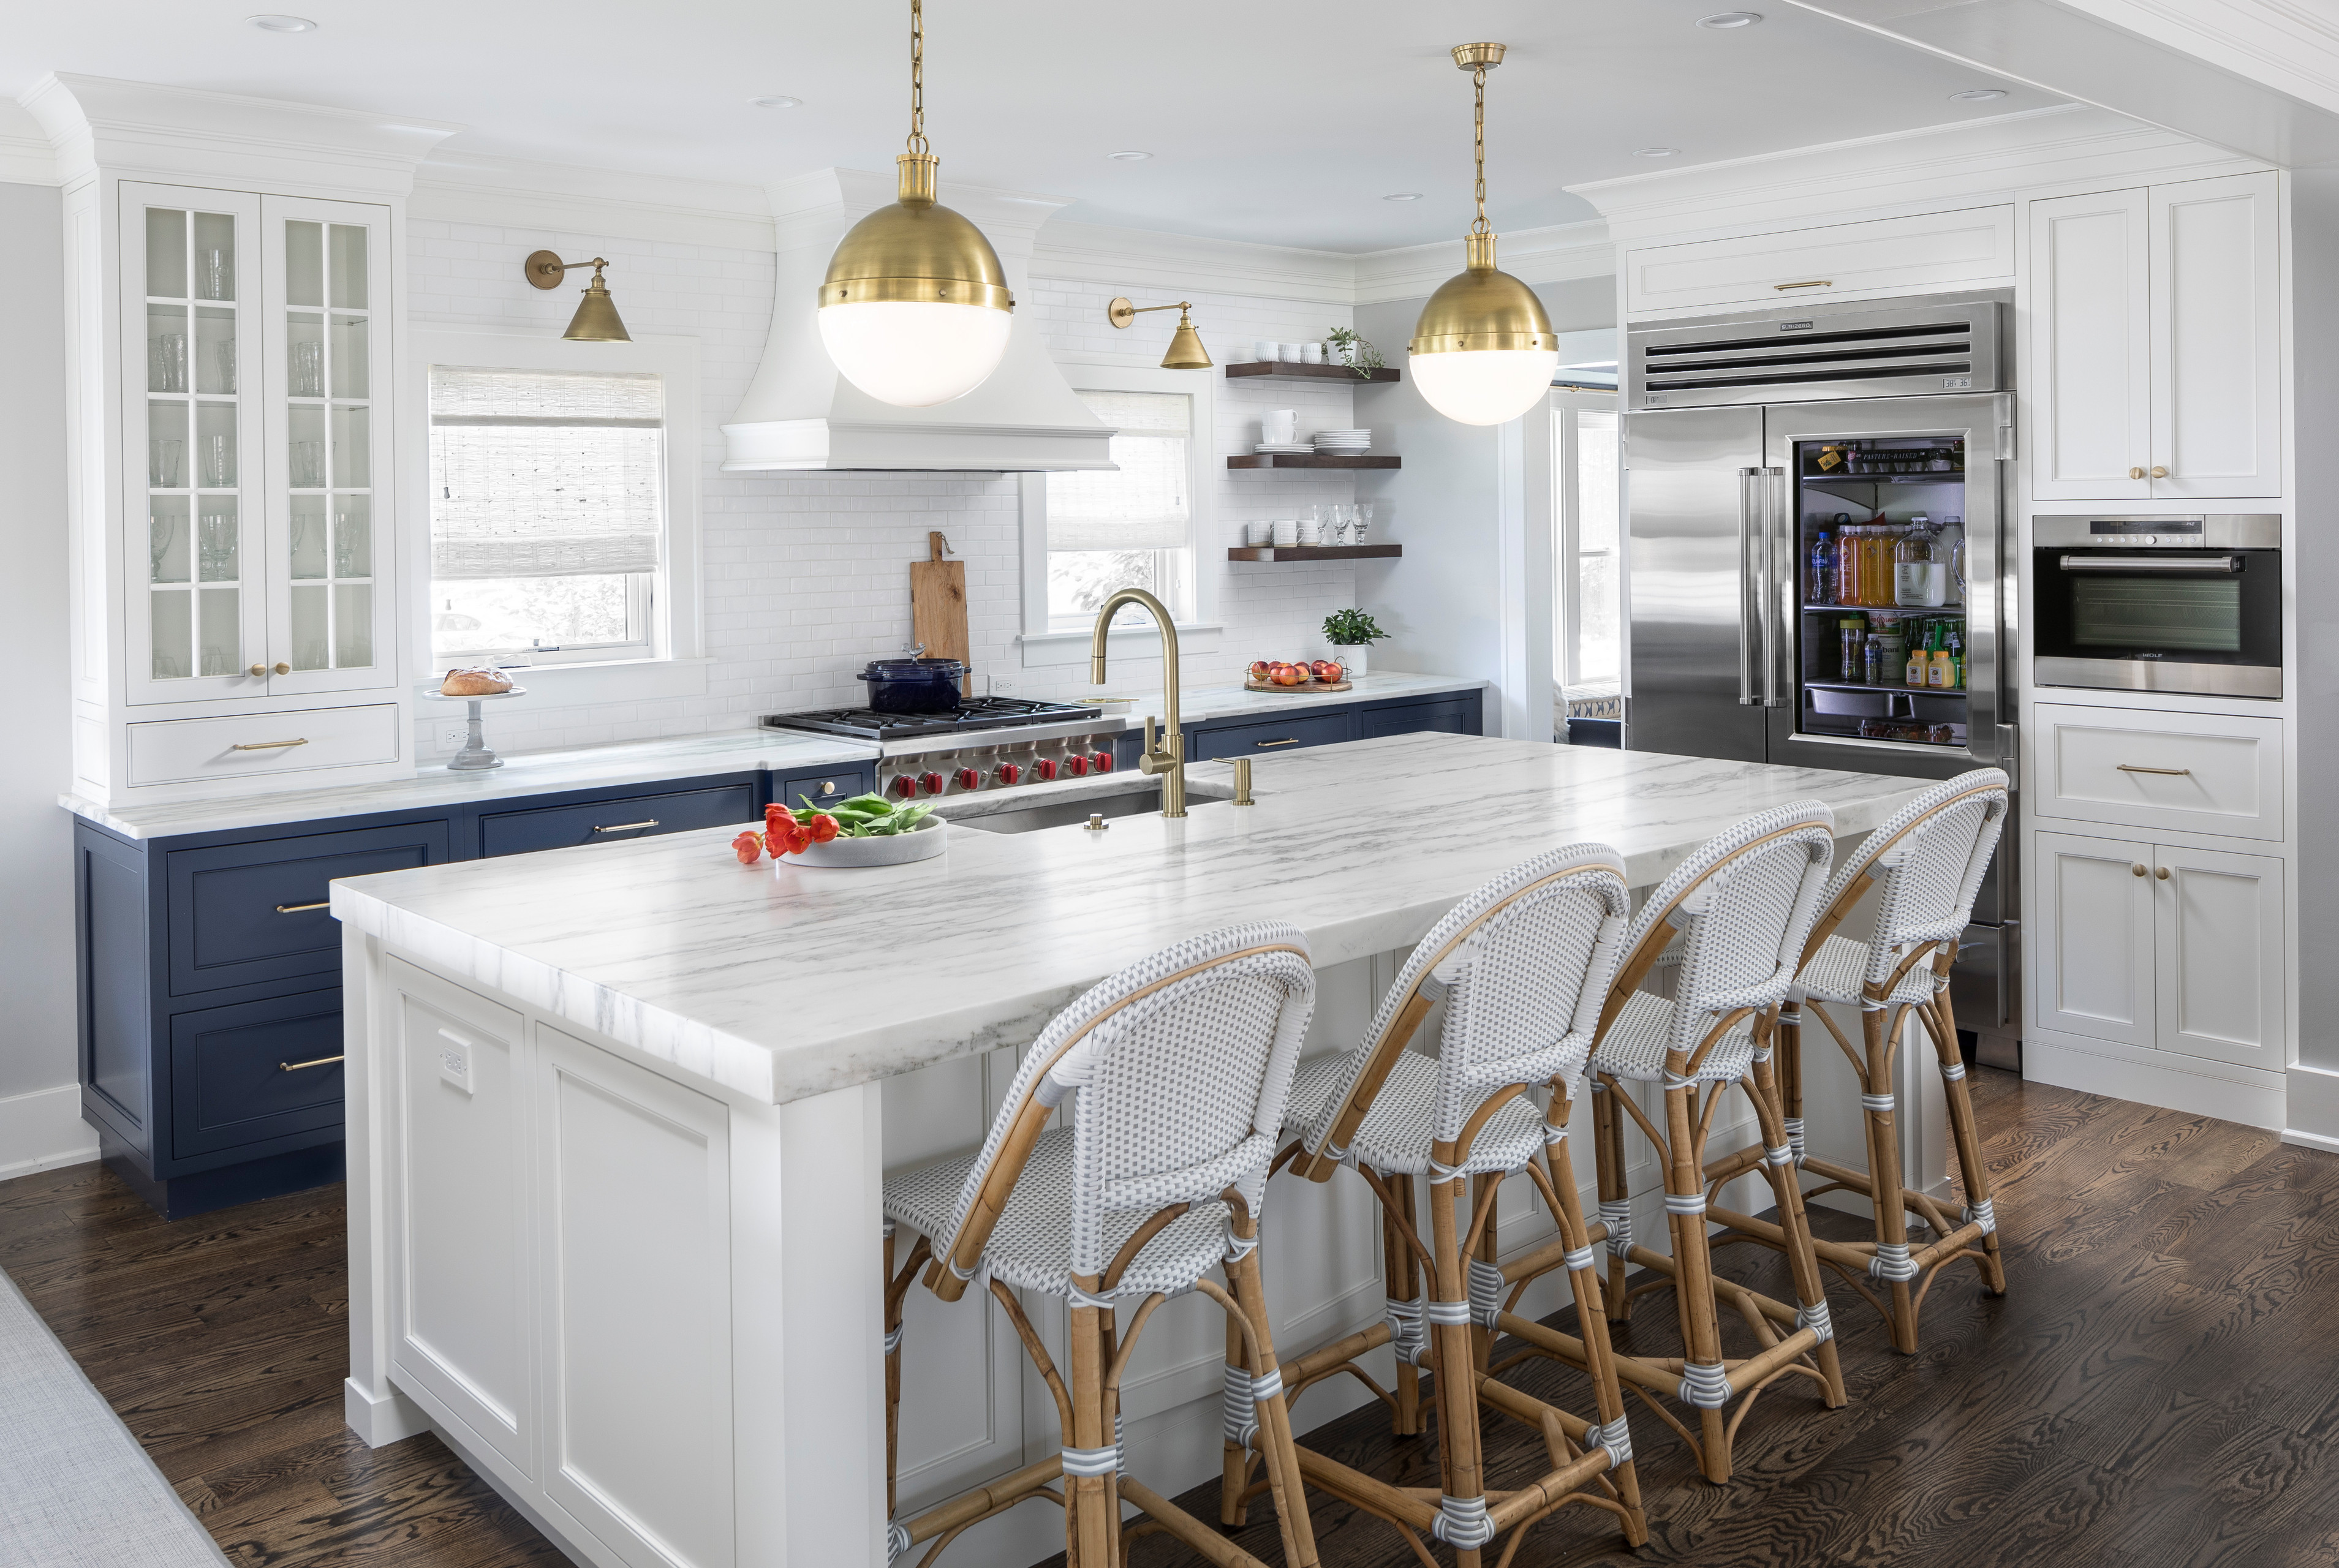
[0,1,2057,252]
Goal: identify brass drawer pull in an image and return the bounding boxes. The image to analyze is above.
[2115,763,2191,776]
[1774,279,1832,290]
[2156,865,2172,880]
[274,900,330,914]
[2130,863,2147,877]
[1253,739,1302,748]
[231,737,309,752]
[592,819,660,833]
[278,1054,344,1072]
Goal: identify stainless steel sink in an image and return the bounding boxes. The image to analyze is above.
[949,778,1225,835]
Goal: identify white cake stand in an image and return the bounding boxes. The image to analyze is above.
[427,684,528,770]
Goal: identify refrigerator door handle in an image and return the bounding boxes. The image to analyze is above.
[1762,467,1791,708]
[1737,469,1763,706]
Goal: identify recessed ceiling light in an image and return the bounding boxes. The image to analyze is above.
[247,13,317,31]
[1383,192,1424,202]
[1696,10,1763,28]
[1633,147,1680,158]
[749,95,803,109]
[1106,150,1152,161]
[1950,88,2008,102]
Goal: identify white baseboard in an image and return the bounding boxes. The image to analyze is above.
[344,1377,432,1448]
[0,1084,98,1180]
[2280,1126,2339,1154]
[2023,1038,2284,1129]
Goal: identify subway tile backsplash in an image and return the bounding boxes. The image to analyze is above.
[410,222,1376,755]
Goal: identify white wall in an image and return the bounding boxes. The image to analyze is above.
[0,178,87,1175]
[404,219,1377,756]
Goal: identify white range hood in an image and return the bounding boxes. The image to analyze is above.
[722,168,1115,472]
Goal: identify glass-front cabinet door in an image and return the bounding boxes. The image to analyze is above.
[126,185,268,704]
[262,193,393,696]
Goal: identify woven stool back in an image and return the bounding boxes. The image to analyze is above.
[1816,770,2009,987]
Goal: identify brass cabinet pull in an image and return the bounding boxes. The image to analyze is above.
[248,663,267,677]
[230,737,308,751]
[2150,466,2169,479]
[274,662,292,674]
[274,900,330,914]
[592,819,660,833]
[1253,739,1302,748]
[2128,466,2146,480]
[2156,865,2172,880]
[1774,279,1832,290]
[278,1054,344,1072]
[2116,763,2191,776]
[2130,863,2148,877]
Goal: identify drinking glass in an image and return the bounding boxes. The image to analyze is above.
[149,439,183,488]
[148,515,175,578]
[290,339,324,398]
[200,248,230,301]
[291,440,325,488]
[208,339,237,394]
[198,513,236,581]
[149,333,187,392]
[202,434,233,488]
[333,512,361,577]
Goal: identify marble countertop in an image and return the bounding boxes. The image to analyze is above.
[331,733,1928,1107]
[62,729,882,841]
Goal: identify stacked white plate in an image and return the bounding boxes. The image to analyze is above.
[1253,442,1314,454]
[1312,428,1372,454]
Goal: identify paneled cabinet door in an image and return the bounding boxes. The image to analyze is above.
[2149,172,2281,499]
[2153,842,2285,1068]
[123,184,271,704]
[2028,187,2152,501]
[2032,829,2156,1049]
[260,194,396,696]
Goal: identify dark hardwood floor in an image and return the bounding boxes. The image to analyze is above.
[5,1071,2335,1567]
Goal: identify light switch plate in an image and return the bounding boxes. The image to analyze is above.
[436,1030,474,1095]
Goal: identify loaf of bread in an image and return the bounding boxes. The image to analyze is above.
[440,666,514,696]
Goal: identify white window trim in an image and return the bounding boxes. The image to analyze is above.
[404,323,705,707]
[1552,388,1622,692]
[1016,361,1222,668]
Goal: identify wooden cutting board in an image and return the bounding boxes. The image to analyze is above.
[909,531,970,671]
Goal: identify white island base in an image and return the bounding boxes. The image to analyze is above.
[332,735,1946,1568]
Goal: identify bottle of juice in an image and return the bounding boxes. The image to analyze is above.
[1863,515,1896,606]
[1929,632,1954,688]
[1836,526,1862,608]
[1906,621,1932,688]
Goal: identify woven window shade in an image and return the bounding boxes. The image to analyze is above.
[429,366,666,580]
[1046,390,1190,552]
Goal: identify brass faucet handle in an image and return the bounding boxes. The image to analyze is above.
[1144,714,1157,755]
[1233,758,1253,805]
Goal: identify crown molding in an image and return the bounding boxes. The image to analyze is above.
[412,151,773,251]
[1352,219,1614,305]
[0,100,55,184]
[2054,0,2339,115]
[20,73,461,194]
[1569,103,2252,243]
[1032,219,1356,306]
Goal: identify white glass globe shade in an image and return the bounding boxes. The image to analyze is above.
[1407,346,1560,426]
[818,300,1013,408]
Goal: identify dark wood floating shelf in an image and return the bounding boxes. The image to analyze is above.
[1227,453,1402,470]
[1227,545,1402,562]
[1223,360,1400,383]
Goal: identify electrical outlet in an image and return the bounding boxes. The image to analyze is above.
[989,677,1016,697]
[438,725,468,751]
[435,1028,474,1095]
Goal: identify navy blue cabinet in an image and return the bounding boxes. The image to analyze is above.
[74,764,801,1219]
[1188,710,1356,761]
[1182,687,1483,761]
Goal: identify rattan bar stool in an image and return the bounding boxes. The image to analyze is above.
[1239,845,1649,1567]
[1701,769,2011,1355]
[879,921,1323,1568]
[1543,803,1846,1485]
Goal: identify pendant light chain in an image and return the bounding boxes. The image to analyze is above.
[1470,64,1491,236]
[907,0,929,156]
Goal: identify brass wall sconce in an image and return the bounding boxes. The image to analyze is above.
[1106,297,1212,369]
[523,251,632,341]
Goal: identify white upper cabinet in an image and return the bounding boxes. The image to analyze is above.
[2028,172,2281,500]
[1627,205,2015,316]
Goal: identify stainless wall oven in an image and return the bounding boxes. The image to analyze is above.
[2032,514,2281,699]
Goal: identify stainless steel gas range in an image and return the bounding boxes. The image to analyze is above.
[760,698,1136,801]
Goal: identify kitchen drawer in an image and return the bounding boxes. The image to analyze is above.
[776,766,875,813]
[481,783,757,859]
[1188,710,1354,761]
[1357,693,1482,741]
[126,703,401,787]
[1625,205,2014,315]
[2033,703,2281,842]
[167,820,450,995]
[169,987,347,1160]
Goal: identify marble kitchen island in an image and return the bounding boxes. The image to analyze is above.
[330,733,1935,1568]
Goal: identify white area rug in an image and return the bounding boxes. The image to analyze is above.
[0,1267,230,1567]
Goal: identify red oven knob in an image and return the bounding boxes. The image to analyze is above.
[1089,751,1114,774]
[1034,758,1059,782]
[1064,754,1090,778]
[890,774,920,799]
[994,762,1021,785]
[921,771,947,796]
[955,767,980,791]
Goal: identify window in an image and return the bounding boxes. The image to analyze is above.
[1043,388,1193,630]
[428,366,665,666]
[1554,394,1622,687]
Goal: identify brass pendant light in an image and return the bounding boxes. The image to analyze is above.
[1407,43,1557,426]
[817,0,1016,407]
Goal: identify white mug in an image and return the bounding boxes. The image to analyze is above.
[1272,519,1299,547]
[1252,339,1276,363]
[1278,342,1304,363]
[1261,409,1299,445]
[1298,519,1323,545]
[1301,342,1325,364]
[1245,520,1272,545]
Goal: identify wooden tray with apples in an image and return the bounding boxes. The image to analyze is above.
[1243,658,1352,693]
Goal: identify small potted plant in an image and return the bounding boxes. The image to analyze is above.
[1322,607,1389,677]
[1324,327,1385,380]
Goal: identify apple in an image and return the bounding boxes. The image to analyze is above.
[1312,660,1343,682]
[1248,659,1273,679]
[1274,665,1304,686]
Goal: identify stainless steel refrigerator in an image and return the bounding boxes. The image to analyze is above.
[1622,293,2020,1062]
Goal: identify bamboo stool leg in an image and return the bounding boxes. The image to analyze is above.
[1426,1150,1489,1566]
[1925,979,2008,1295]
[1389,1173,1424,1434]
[1742,1051,1845,1408]
[1226,1235,1321,1568]
[1778,999,1808,1171]
[1658,1078,1734,1484]
[1542,1117,1650,1547]
[1470,1172,1498,1377]
[1219,1308,1253,1528]
[1590,1079,1631,1325]
[1067,1295,1114,1568]
[1861,997,1922,1355]
[883,1224,903,1547]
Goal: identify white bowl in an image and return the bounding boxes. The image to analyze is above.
[777,814,947,869]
